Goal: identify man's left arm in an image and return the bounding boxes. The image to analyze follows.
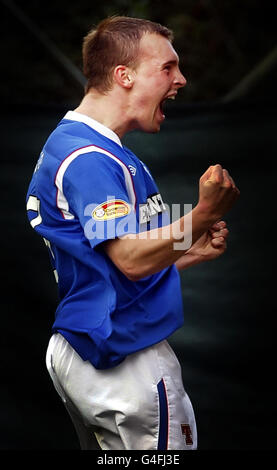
[175,220,229,271]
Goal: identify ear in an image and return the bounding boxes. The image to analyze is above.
[113,66,134,89]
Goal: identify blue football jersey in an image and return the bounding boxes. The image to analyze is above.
[26,111,184,369]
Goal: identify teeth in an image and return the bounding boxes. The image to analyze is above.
[168,96,175,100]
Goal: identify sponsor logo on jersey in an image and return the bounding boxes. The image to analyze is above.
[139,193,167,224]
[92,199,131,221]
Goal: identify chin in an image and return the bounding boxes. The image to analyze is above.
[144,127,160,134]
[142,121,162,134]
[136,115,163,134]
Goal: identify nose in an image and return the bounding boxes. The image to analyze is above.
[174,68,187,88]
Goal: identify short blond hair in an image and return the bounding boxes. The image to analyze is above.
[82,16,173,93]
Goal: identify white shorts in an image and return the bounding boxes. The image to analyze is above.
[46,333,197,450]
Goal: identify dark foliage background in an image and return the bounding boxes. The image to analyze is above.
[2,0,277,105]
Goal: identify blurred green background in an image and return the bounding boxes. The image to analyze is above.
[0,0,276,451]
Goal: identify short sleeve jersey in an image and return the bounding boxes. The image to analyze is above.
[26,111,184,369]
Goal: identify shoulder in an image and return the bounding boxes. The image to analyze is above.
[46,117,125,172]
[123,146,152,176]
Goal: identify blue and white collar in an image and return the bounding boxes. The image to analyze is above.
[64,110,123,148]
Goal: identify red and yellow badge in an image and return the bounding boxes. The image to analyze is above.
[92,199,131,221]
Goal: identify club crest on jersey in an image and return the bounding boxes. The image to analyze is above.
[139,193,166,224]
[92,199,131,221]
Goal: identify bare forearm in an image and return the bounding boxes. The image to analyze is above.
[104,204,216,281]
[104,164,239,281]
[174,252,205,271]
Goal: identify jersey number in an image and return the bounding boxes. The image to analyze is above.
[26,195,42,228]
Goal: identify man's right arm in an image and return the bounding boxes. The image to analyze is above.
[103,164,240,281]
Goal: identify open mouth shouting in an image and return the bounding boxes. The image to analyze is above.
[158,93,177,121]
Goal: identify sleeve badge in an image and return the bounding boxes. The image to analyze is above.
[92,199,131,221]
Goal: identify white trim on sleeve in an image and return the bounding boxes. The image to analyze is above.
[55,145,136,219]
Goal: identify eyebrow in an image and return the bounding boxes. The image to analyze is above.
[162,58,179,67]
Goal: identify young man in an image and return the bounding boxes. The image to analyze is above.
[26,16,239,450]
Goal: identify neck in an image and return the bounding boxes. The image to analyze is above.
[74,89,134,139]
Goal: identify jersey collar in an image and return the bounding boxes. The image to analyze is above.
[64,111,123,148]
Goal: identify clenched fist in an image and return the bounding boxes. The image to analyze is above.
[198,164,240,221]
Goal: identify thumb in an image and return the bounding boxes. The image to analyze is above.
[200,165,213,184]
[211,236,226,248]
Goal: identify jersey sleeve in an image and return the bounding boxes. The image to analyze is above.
[61,150,138,249]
